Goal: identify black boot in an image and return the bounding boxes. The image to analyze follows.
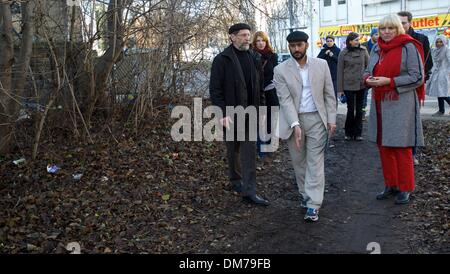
[242,194,270,206]
[395,192,410,204]
[376,186,399,200]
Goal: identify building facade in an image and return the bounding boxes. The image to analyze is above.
[318,0,450,51]
[255,0,449,58]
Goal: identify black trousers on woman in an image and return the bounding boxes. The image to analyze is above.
[344,89,365,138]
[438,97,450,113]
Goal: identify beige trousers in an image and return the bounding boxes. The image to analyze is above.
[287,111,327,209]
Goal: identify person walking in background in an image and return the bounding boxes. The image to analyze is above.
[318,35,341,106]
[364,14,425,205]
[209,23,269,206]
[274,31,336,222]
[397,11,433,82]
[362,27,379,54]
[252,31,279,161]
[426,35,450,116]
[397,11,433,165]
[337,32,369,141]
[361,28,379,118]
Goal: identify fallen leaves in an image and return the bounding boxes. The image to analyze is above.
[0,98,236,254]
[401,120,450,253]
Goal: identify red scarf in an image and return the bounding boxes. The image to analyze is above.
[373,34,425,105]
[255,46,272,56]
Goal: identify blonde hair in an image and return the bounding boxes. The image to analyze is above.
[379,14,405,35]
[252,31,275,53]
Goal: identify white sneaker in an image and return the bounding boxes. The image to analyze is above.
[413,157,419,165]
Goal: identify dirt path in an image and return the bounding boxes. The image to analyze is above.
[209,115,414,254]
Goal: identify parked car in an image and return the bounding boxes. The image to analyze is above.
[278,52,291,63]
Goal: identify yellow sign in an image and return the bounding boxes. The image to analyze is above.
[319,13,450,37]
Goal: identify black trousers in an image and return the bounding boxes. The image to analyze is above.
[438,97,450,113]
[344,89,365,137]
[264,88,279,134]
[332,79,338,109]
[225,140,256,196]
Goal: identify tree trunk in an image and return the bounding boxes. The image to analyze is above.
[0,3,15,154]
[12,1,35,113]
[84,0,129,125]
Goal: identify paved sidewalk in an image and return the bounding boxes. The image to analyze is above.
[337,93,450,121]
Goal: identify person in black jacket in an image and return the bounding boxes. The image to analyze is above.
[317,35,341,106]
[397,11,433,82]
[252,31,278,161]
[209,23,269,206]
[397,11,434,165]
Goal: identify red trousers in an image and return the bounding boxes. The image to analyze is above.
[375,101,415,192]
[377,146,415,191]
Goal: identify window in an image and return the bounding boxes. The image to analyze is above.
[324,0,331,7]
[338,0,346,4]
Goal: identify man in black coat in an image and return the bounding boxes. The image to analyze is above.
[397,11,434,166]
[209,23,268,206]
[398,11,433,81]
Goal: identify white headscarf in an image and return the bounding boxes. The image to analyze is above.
[432,35,448,64]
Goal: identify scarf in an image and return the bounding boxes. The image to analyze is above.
[373,34,425,105]
[367,38,375,52]
[347,45,361,51]
[323,44,338,53]
[432,35,448,64]
[255,46,272,56]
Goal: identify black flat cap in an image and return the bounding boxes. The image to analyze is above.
[286,31,309,43]
[229,23,252,34]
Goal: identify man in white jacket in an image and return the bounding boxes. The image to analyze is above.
[274,31,337,222]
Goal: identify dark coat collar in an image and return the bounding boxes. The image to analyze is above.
[222,44,256,85]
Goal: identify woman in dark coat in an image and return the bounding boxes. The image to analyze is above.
[318,35,341,104]
[252,31,278,160]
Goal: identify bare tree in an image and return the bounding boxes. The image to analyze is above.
[0,0,35,154]
[0,0,269,156]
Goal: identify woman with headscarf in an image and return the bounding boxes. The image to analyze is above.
[364,14,425,204]
[337,32,369,141]
[426,35,450,116]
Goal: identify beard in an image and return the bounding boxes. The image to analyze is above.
[238,43,250,51]
[291,51,305,60]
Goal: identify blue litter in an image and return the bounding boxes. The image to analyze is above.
[47,164,60,174]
